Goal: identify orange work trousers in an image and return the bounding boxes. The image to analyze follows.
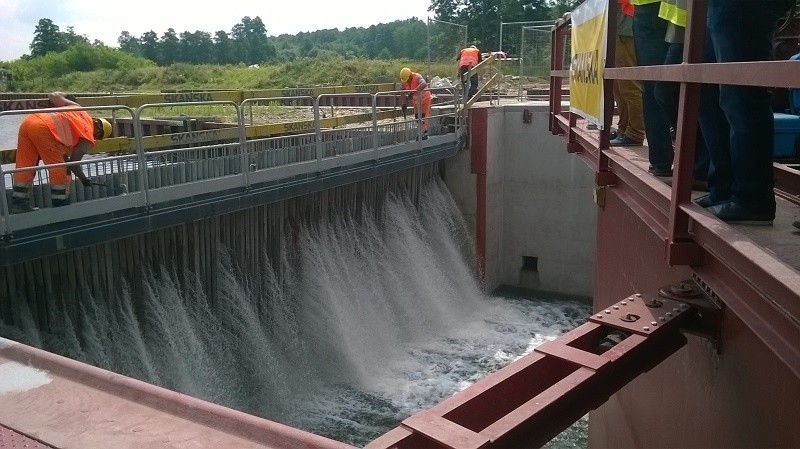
[14,114,71,188]
[413,96,432,133]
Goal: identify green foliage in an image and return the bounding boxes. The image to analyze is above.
[1,56,454,93]
[3,2,575,92]
[5,44,154,91]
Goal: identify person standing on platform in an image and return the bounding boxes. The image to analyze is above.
[399,67,432,140]
[697,0,796,225]
[630,0,674,176]
[653,0,710,188]
[457,45,482,100]
[610,0,645,146]
[10,92,112,213]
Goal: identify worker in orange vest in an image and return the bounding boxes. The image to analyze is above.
[399,67,432,140]
[457,45,482,99]
[11,92,112,213]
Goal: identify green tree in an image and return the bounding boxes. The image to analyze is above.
[213,31,237,65]
[179,31,213,64]
[231,16,276,64]
[429,0,552,52]
[30,18,64,57]
[140,31,160,63]
[62,26,90,47]
[160,28,180,65]
[118,31,141,56]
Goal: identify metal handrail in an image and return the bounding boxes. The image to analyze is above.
[548,1,800,377]
[0,104,137,235]
[1,93,460,236]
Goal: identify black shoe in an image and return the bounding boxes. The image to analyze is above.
[706,201,774,225]
[793,220,800,231]
[609,129,618,140]
[10,201,38,214]
[694,194,726,208]
[648,166,673,177]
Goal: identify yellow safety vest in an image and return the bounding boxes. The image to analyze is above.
[659,0,687,27]
[629,0,661,5]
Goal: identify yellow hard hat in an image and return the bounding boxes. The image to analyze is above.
[399,67,411,82]
[93,118,112,140]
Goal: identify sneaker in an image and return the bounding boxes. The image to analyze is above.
[706,200,774,225]
[421,131,428,141]
[610,134,643,146]
[694,194,726,208]
[609,129,618,140]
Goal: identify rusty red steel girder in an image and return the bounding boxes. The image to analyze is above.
[366,291,695,449]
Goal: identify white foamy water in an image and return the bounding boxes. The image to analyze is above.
[0,177,590,447]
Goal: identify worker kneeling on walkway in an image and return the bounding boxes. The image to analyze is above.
[11,92,112,214]
[399,67,432,140]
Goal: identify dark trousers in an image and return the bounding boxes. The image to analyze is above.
[698,0,793,211]
[633,3,673,172]
[459,65,478,99]
[654,42,711,181]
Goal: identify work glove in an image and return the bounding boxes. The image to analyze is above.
[81,177,93,187]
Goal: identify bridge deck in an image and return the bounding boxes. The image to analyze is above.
[0,338,351,449]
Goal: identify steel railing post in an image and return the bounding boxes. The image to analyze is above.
[132,106,150,208]
[314,96,323,163]
[238,101,250,189]
[0,155,8,234]
[372,94,379,151]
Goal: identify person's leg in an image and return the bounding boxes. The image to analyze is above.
[613,78,629,137]
[697,31,732,204]
[39,144,71,207]
[11,118,40,212]
[654,42,684,131]
[706,0,789,219]
[614,35,644,142]
[633,3,673,173]
[420,97,432,136]
[469,73,479,99]
[459,66,469,98]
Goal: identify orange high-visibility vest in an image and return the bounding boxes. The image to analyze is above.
[459,47,480,68]
[401,72,432,103]
[41,110,95,148]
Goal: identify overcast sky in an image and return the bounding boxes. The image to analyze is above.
[0,0,433,61]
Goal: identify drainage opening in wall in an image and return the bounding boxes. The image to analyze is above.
[520,256,540,290]
[522,256,538,272]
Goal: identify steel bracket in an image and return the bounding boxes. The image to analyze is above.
[658,277,723,353]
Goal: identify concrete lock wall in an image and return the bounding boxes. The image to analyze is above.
[445,103,596,299]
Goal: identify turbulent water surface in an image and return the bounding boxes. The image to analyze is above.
[1,178,590,448]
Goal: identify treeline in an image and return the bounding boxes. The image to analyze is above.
[14,0,580,67]
[116,18,431,65]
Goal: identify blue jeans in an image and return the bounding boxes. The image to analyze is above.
[633,3,672,172]
[700,0,793,212]
[697,35,732,203]
[654,42,711,181]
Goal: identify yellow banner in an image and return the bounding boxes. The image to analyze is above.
[569,0,608,127]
